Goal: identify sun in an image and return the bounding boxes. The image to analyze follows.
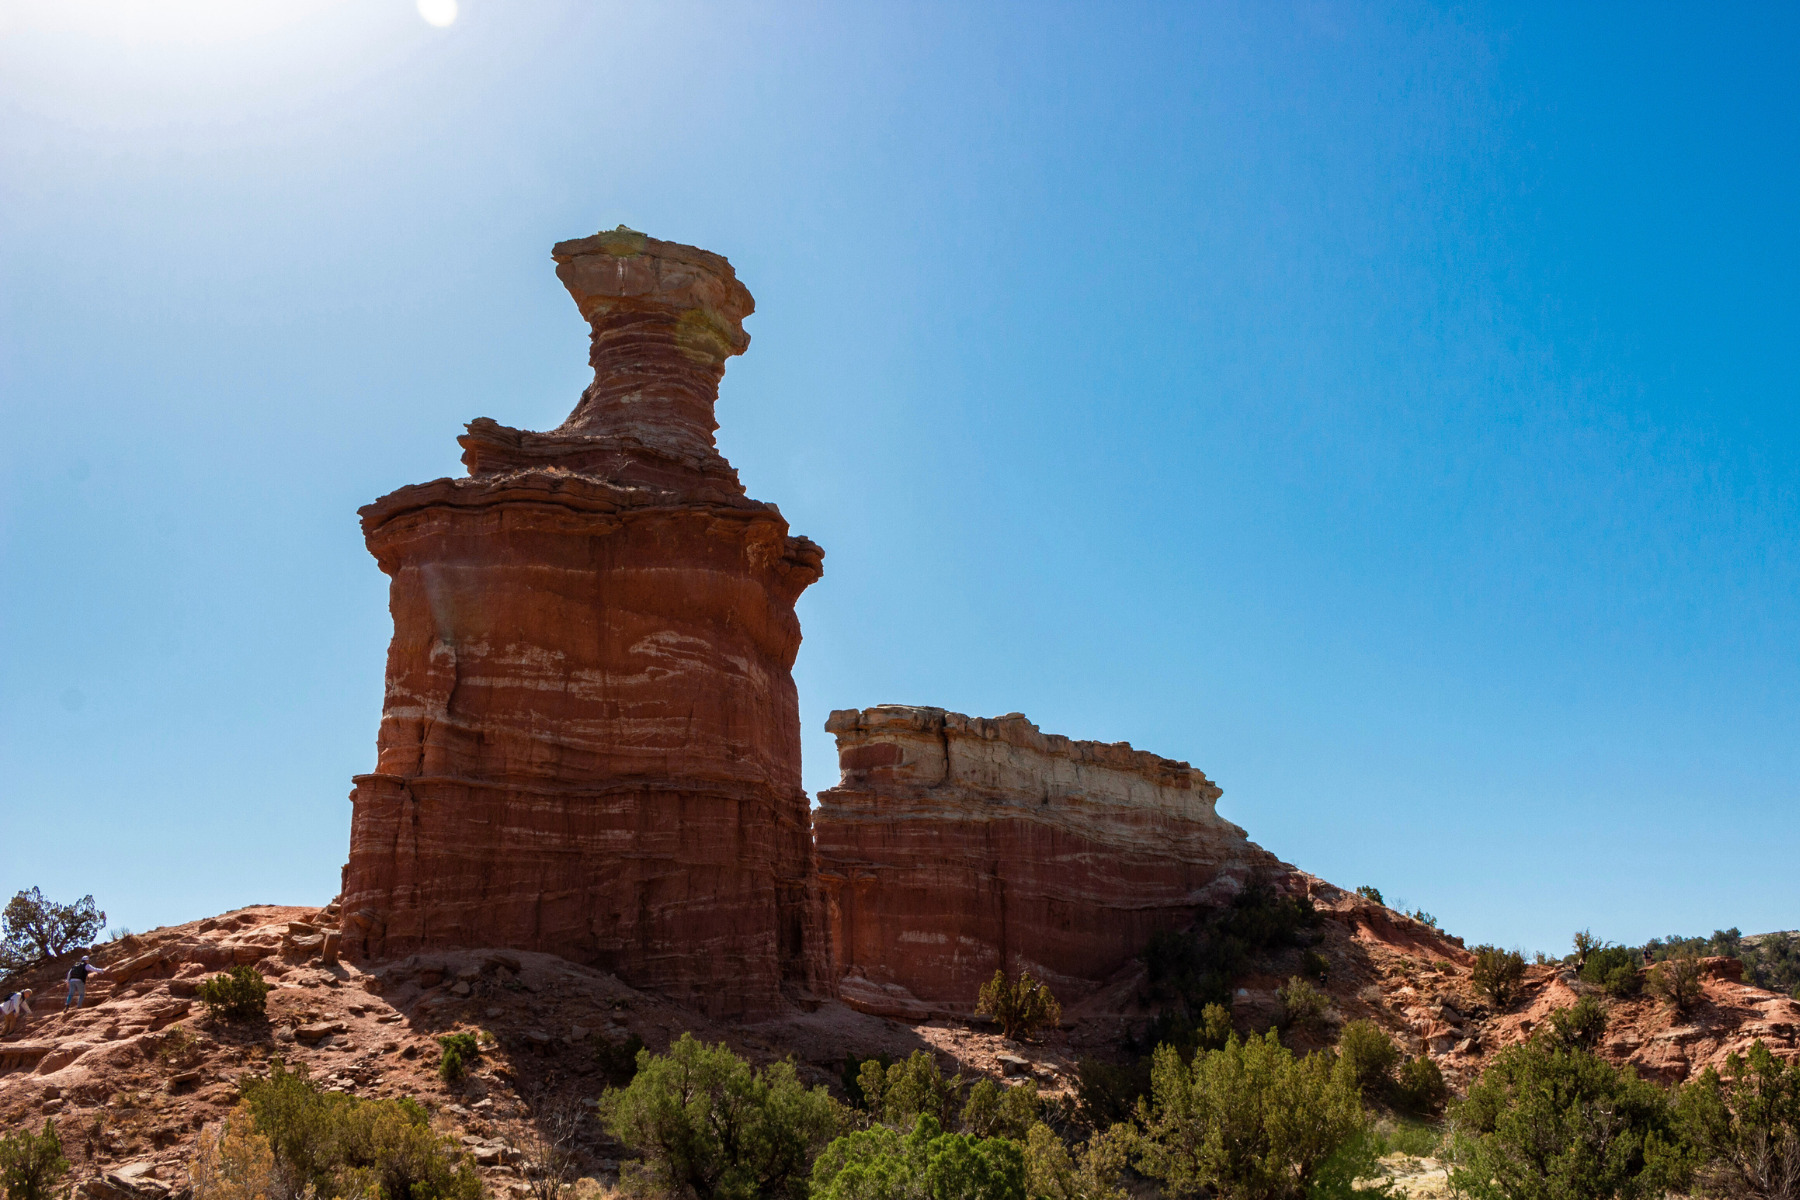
[416,0,458,28]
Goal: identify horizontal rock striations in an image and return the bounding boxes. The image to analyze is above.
[339,227,829,1019]
[813,706,1283,1016]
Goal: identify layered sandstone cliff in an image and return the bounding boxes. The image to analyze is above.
[814,706,1284,1016]
[338,227,828,1018]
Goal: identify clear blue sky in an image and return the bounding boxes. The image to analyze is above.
[3,2,1795,956]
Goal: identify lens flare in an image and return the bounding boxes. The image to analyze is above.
[416,0,457,28]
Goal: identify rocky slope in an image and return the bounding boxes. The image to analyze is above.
[7,887,1793,1186]
[340,227,828,1019]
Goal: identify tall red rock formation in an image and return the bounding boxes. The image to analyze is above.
[814,706,1282,1017]
[338,227,828,1018]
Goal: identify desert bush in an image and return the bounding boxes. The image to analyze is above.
[841,1052,893,1111]
[811,1114,1025,1200]
[0,1119,68,1200]
[591,1031,647,1085]
[155,1023,204,1067]
[0,888,105,973]
[976,970,1062,1042]
[1469,945,1527,1010]
[597,1032,843,1200]
[1356,886,1384,906]
[1543,995,1610,1053]
[1299,950,1330,981]
[1022,1122,1132,1200]
[436,1032,479,1083]
[1134,1031,1365,1200]
[1583,945,1644,997]
[1573,929,1602,972]
[1275,975,1329,1032]
[1143,886,1321,1019]
[1675,1039,1800,1200]
[1142,1002,1235,1061]
[1450,1040,1693,1200]
[196,966,271,1022]
[859,1050,965,1132]
[189,1104,276,1200]
[1393,1056,1448,1116]
[1074,1057,1153,1131]
[1650,950,1708,1014]
[959,1079,1040,1140]
[516,1089,589,1200]
[1335,1020,1400,1099]
[239,1058,481,1200]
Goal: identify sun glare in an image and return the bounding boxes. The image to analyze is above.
[417,0,458,28]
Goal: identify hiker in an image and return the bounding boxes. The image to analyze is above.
[64,956,105,1009]
[1,988,31,1035]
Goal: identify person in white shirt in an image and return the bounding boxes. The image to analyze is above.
[0,988,31,1034]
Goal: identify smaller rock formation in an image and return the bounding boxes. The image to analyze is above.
[813,706,1284,1016]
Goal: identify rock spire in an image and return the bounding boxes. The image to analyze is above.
[338,227,829,1019]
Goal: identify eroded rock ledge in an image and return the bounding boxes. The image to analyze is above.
[814,705,1286,1018]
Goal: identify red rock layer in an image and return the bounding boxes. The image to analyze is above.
[813,706,1284,1017]
[338,227,829,1019]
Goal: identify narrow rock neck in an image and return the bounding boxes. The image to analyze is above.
[557,308,726,460]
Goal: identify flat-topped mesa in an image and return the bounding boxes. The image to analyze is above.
[814,706,1283,1019]
[339,228,829,1020]
[826,705,1223,814]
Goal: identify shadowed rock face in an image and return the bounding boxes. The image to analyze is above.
[813,706,1282,1017]
[338,227,829,1019]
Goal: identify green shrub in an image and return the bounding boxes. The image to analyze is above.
[1134,1031,1365,1200]
[436,1032,478,1083]
[1543,995,1609,1052]
[1275,975,1329,1031]
[196,966,271,1021]
[1022,1122,1132,1200]
[841,1052,892,1111]
[1356,886,1384,906]
[1142,1002,1234,1061]
[591,1031,646,1085]
[1376,1117,1442,1158]
[811,1114,1025,1200]
[858,1049,965,1132]
[1335,1020,1400,1099]
[1393,1055,1448,1116]
[976,970,1062,1042]
[1675,1039,1800,1200]
[0,1119,69,1200]
[1469,945,1527,1010]
[1450,1040,1692,1200]
[1582,945,1643,997]
[597,1032,844,1200]
[239,1058,481,1200]
[1572,929,1601,972]
[1299,950,1330,981]
[1649,950,1707,1014]
[959,1079,1040,1140]
[1073,1057,1153,1131]
[1142,887,1322,1021]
